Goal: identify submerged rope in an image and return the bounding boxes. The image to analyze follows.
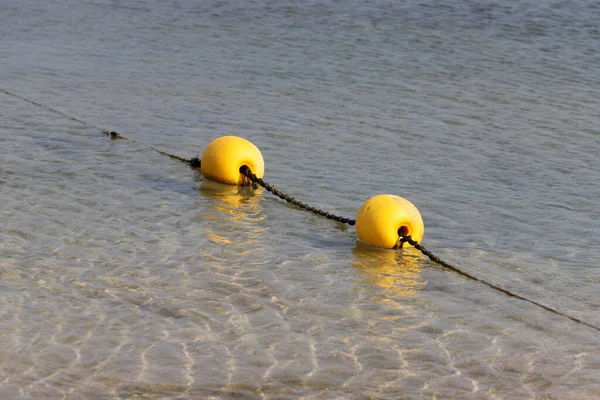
[2,88,101,129]
[1,88,200,167]
[240,165,356,225]
[399,232,600,333]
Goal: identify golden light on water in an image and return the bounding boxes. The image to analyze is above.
[352,244,426,299]
[198,179,267,246]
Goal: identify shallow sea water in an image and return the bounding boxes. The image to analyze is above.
[2,0,600,398]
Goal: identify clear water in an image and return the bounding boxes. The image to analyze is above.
[2,0,600,398]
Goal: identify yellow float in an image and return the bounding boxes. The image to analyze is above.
[356,194,424,249]
[200,136,265,185]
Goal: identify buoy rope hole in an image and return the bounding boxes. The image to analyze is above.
[4,88,599,334]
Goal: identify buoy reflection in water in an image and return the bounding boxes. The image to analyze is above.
[198,179,267,247]
[353,244,426,300]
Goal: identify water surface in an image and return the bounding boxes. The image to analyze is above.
[2,0,600,398]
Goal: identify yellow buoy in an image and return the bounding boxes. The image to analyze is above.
[355,194,424,249]
[201,136,265,185]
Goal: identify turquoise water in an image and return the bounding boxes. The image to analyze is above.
[2,0,600,398]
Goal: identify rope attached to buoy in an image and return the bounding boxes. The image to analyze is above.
[1,89,201,167]
[240,165,356,226]
[4,88,599,333]
[150,147,201,168]
[399,232,600,333]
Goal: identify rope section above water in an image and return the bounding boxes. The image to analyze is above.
[240,165,356,226]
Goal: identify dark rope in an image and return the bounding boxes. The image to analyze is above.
[240,165,356,225]
[399,232,600,333]
[150,147,201,168]
[1,89,204,167]
[2,88,102,130]
[1,88,130,140]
